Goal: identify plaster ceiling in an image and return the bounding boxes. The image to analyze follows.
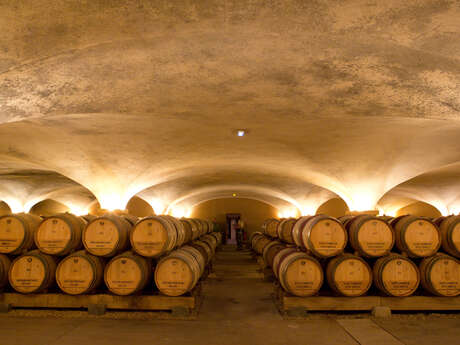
[0,1,459,215]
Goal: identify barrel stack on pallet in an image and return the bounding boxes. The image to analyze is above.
[0,212,221,316]
[252,214,460,316]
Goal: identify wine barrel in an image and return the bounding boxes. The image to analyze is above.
[272,247,298,279]
[56,250,104,295]
[438,216,460,258]
[207,220,215,233]
[0,253,11,288]
[298,215,347,258]
[81,214,97,223]
[202,234,217,251]
[9,250,57,293]
[180,219,194,243]
[263,219,279,238]
[278,252,323,297]
[34,213,86,256]
[155,249,202,296]
[104,251,151,295]
[130,216,177,258]
[162,216,186,247]
[373,254,420,296]
[121,214,139,226]
[393,216,441,258]
[262,241,285,267]
[419,254,459,297]
[278,218,297,244]
[210,231,222,245]
[189,219,203,237]
[183,219,200,240]
[83,215,132,257]
[252,235,272,254]
[326,254,372,296]
[0,213,42,254]
[189,241,210,264]
[193,240,213,264]
[181,245,206,276]
[347,215,394,257]
[276,219,289,239]
[291,216,314,247]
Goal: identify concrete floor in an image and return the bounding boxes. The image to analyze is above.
[1,246,459,345]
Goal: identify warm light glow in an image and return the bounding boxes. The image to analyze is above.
[237,130,245,137]
[3,198,24,213]
[278,208,298,218]
[300,204,317,216]
[67,204,89,216]
[170,206,188,218]
[232,193,237,197]
[149,198,166,215]
[348,192,377,212]
[98,193,126,211]
[448,205,460,215]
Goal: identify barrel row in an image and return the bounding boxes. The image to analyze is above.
[252,237,459,298]
[0,213,216,258]
[261,214,459,259]
[2,232,222,296]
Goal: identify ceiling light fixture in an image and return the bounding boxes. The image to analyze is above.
[237,130,245,137]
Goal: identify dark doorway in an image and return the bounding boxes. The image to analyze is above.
[226,213,240,245]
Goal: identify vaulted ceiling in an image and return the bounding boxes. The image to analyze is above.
[1,1,459,216]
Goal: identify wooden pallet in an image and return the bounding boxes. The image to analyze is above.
[273,283,460,318]
[0,283,202,317]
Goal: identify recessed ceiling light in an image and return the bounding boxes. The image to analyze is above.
[232,193,237,197]
[237,130,245,137]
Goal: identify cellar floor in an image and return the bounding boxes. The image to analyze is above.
[1,245,460,345]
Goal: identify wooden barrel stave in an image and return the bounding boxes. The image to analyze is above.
[8,250,57,293]
[0,213,42,254]
[104,251,151,295]
[56,250,104,295]
[326,254,372,296]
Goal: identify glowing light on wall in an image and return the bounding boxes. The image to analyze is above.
[66,204,89,216]
[278,208,298,218]
[448,205,460,215]
[348,192,377,211]
[170,206,189,218]
[148,198,166,215]
[98,193,126,211]
[2,198,24,213]
[300,204,317,216]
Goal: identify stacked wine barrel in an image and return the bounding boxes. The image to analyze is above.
[0,213,220,297]
[255,214,459,298]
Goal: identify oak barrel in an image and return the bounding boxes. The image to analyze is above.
[298,215,347,258]
[0,253,11,288]
[9,250,57,293]
[35,213,86,256]
[393,216,441,258]
[162,215,186,247]
[262,241,285,267]
[252,235,272,254]
[278,252,323,297]
[56,250,104,295]
[0,213,42,254]
[438,216,460,258]
[155,249,202,296]
[373,254,420,296]
[180,219,194,243]
[183,219,200,240]
[264,219,280,238]
[291,216,314,247]
[272,247,298,279]
[278,218,297,244]
[419,254,459,297]
[326,254,372,296]
[130,216,177,258]
[347,215,394,257]
[83,214,132,257]
[104,251,151,295]
[193,240,213,264]
[181,245,206,276]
